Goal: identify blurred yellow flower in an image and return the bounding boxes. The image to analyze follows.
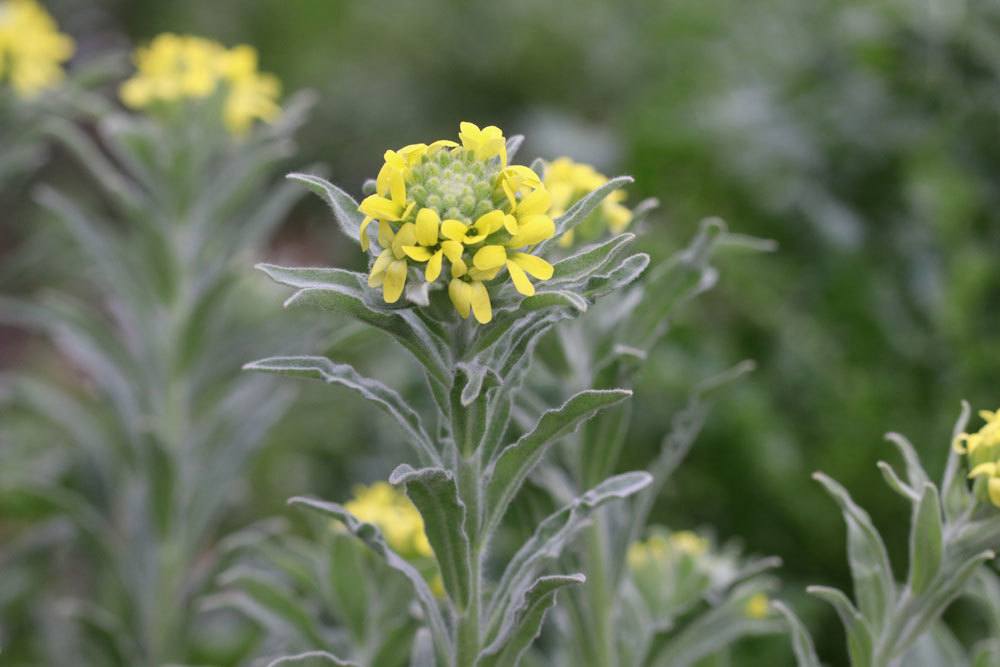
[0,0,74,97]
[955,408,1000,508]
[358,122,556,323]
[543,157,632,246]
[670,530,709,556]
[344,482,432,558]
[744,593,771,619]
[119,33,281,135]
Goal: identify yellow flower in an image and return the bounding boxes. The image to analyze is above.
[543,157,633,246]
[744,593,771,619]
[957,408,1000,509]
[671,530,709,556]
[953,409,1000,456]
[0,0,74,97]
[968,462,1000,508]
[357,122,557,323]
[344,482,432,558]
[119,33,281,136]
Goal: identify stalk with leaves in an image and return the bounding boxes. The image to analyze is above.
[0,34,314,665]
[246,123,666,666]
[777,403,1000,667]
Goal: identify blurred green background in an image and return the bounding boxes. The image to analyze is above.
[7,0,1000,661]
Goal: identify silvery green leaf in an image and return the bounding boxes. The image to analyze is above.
[483,389,632,536]
[807,585,874,667]
[478,574,586,667]
[877,461,920,502]
[486,472,652,643]
[629,196,660,225]
[215,566,328,648]
[409,628,435,667]
[541,175,634,251]
[282,286,451,385]
[942,402,973,522]
[469,292,583,358]
[388,464,471,606]
[288,496,451,666]
[577,253,650,300]
[548,233,637,286]
[579,394,632,489]
[908,483,943,596]
[892,550,996,657]
[885,432,930,493]
[506,134,525,161]
[813,472,895,632]
[256,263,367,292]
[243,356,439,466]
[266,651,359,667]
[530,157,546,178]
[772,601,822,667]
[449,364,500,457]
[288,172,363,242]
[972,641,1000,667]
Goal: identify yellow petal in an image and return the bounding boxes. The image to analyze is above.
[441,240,468,277]
[449,278,471,318]
[415,208,440,246]
[474,210,505,234]
[383,259,408,303]
[378,220,394,248]
[969,462,998,479]
[403,246,433,262]
[506,259,535,296]
[511,252,554,280]
[470,281,492,324]
[368,249,393,287]
[359,195,402,221]
[426,250,443,282]
[441,219,469,242]
[473,245,507,270]
[390,170,407,205]
[989,478,1000,508]
[503,214,519,234]
[392,222,417,258]
[509,214,555,247]
[468,266,501,281]
[359,216,374,251]
[517,188,552,216]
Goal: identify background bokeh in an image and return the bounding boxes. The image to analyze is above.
[5,0,1000,662]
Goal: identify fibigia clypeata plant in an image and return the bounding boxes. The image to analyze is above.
[245,122,662,666]
[777,403,1000,667]
[0,33,314,664]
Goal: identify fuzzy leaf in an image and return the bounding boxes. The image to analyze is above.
[813,472,895,632]
[267,651,359,667]
[486,472,652,642]
[505,135,525,161]
[288,172,363,241]
[478,574,585,667]
[549,233,637,285]
[808,585,874,667]
[216,566,328,648]
[257,263,367,293]
[908,483,943,596]
[288,496,451,666]
[284,286,451,385]
[388,464,471,606]
[772,601,822,667]
[483,389,632,535]
[244,356,439,466]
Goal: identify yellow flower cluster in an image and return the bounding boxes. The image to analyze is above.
[544,157,632,247]
[119,33,281,135]
[627,529,709,569]
[0,0,74,97]
[343,482,432,559]
[743,592,771,620]
[955,408,1000,508]
[358,122,556,324]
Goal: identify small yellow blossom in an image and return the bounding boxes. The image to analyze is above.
[0,0,74,97]
[956,408,1000,508]
[344,482,432,558]
[671,530,709,556]
[544,157,632,246]
[744,593,771,619]
[357,122,557,323]
[119,33,281,135]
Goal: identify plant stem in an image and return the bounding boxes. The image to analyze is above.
[585,519,618,667]
[456,454,483,667]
